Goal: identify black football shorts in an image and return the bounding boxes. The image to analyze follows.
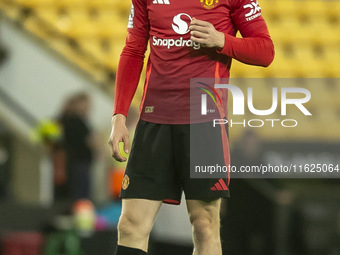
[120,119,230,204]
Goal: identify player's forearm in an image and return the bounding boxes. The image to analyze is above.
[113,33,148,116]
[113,55,144,116]
[219,34,274,67]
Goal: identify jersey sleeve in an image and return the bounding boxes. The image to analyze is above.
[113,0,149,117]
[127,0,149,37]
[218,0,274,67]
[230,0,269,38]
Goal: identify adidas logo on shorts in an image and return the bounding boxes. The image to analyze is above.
[211,179,228,191]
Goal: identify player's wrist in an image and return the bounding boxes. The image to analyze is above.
[112,113,127,125]
[216,32,225,51]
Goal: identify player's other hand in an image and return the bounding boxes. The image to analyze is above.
[189,18,225,50]
[108,114,130,162]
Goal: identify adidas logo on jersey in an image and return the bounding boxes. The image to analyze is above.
[153,0,170,4]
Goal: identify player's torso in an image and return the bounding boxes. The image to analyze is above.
[147,0,235,61]
[140,0,235,124]
[147,0,235,38]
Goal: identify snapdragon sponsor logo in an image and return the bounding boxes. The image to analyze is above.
[152,13,202,50]
[152,36,201,50]
[172,13,191,35]
[199,83,312,128]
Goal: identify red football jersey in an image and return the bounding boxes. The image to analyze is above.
[125,0,271,124]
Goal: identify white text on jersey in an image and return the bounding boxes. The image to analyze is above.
[152,36,201,50]
[243,0,261,21]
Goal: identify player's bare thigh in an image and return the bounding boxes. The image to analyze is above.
[118,199,162,251]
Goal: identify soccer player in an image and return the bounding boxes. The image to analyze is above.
[108,0,274,254]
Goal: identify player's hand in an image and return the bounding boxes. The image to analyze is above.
[189,18,225,50]
[108,114,130,162]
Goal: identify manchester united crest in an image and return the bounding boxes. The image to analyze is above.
[200,0,219,9]
[122,175,130,190]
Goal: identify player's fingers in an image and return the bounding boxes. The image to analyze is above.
[113,150,126,162]
[122,134,130,154]
[190,30,208,39]
[108,139,114,156]
[114,151,126,162]
[189,24,209,33]
[190,18,210,27]
[112,139,126,162]
[190,35,206,44]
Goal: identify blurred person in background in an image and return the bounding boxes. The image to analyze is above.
[0,21,8,68]
[232,129,263,168]
[108,0,274,254]
[59,92,95,202]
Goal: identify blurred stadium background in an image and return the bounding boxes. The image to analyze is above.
[0,0,339,255]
